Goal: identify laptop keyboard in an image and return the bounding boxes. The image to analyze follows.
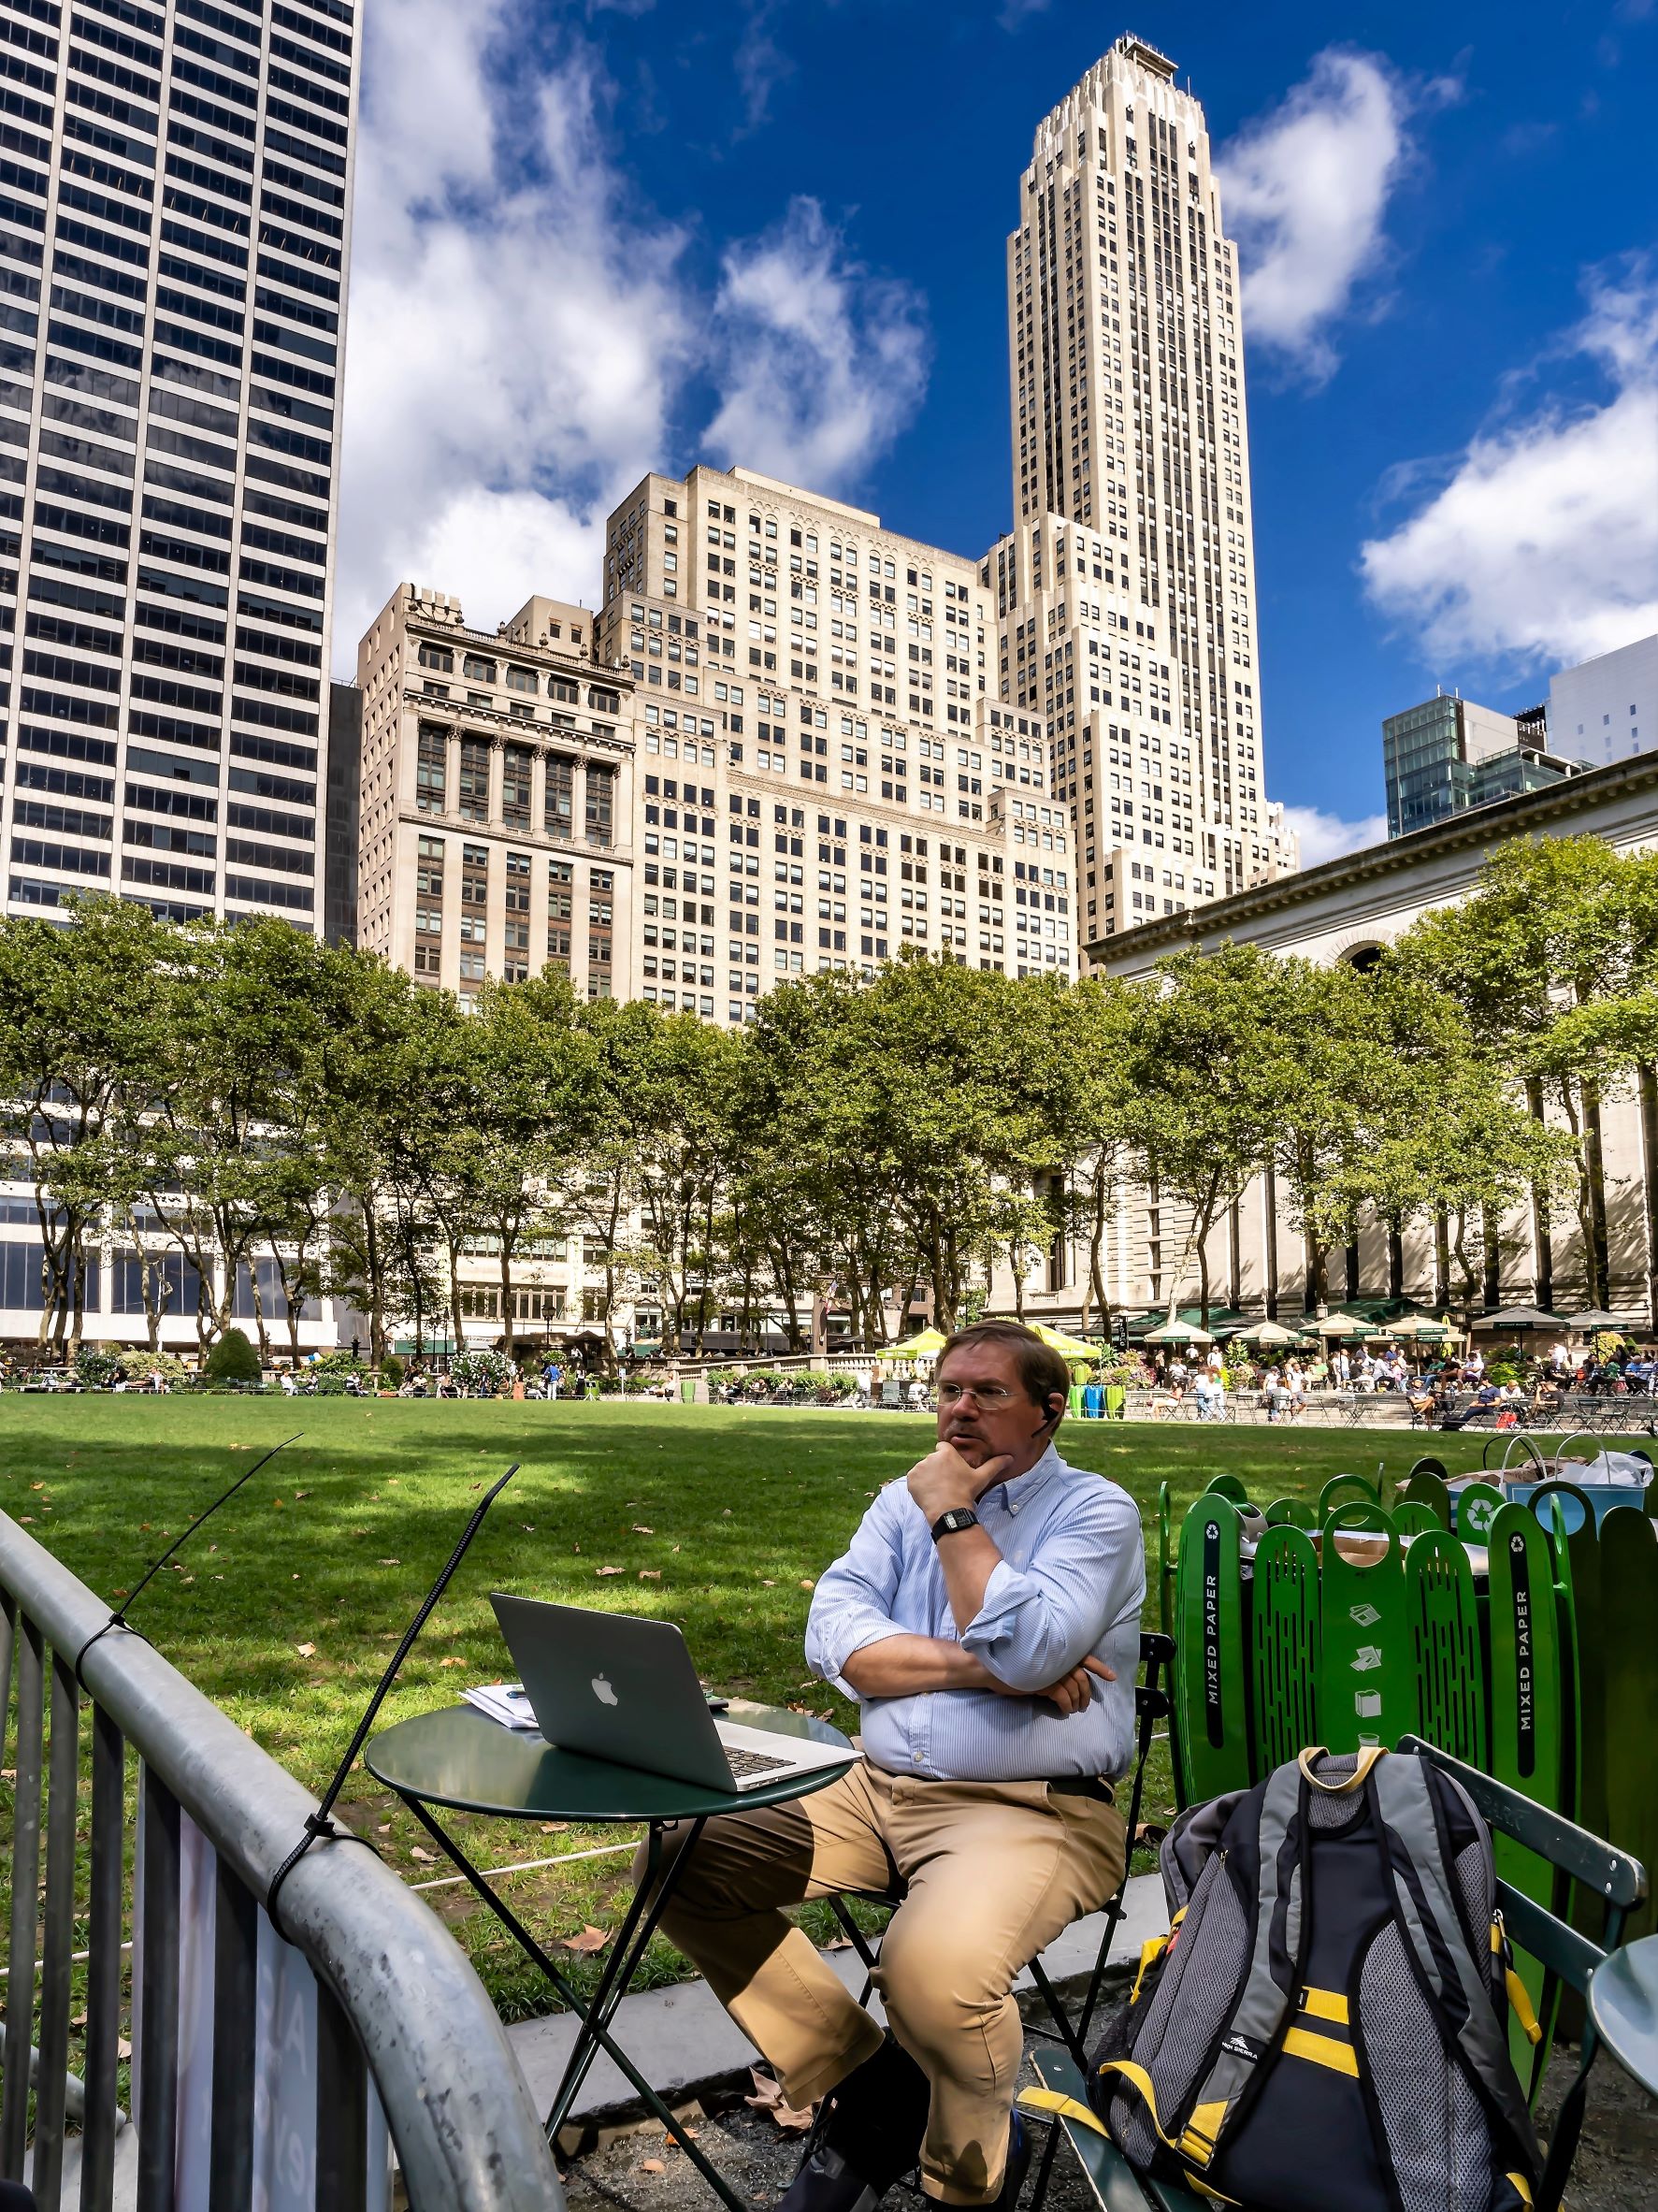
[723,1744,794,1780]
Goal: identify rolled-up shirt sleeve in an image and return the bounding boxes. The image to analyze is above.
[806,1486,912,1696]
[959,1490,1141,1691]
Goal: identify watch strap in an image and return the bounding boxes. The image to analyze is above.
[931,1506,980,1542]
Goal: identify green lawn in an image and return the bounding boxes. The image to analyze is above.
[0,1398,1613,2018]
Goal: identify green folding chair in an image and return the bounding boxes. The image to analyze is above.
[1019,1741,1646,2212]
[821,1634,1177,2075]
[1399,1734,1648,2209]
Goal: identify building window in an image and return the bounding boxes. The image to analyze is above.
[505,664,538,694]
[462,655,497,684]
[502,743,532,831]
[418,642,454,672]
[546,753,575,839]
[585,763,614,847]
[458,737,490,822]
[416,724,446,812]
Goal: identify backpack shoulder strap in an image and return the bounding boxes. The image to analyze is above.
[1170,1759,1305,2172]
[1371,1757,1542,2176]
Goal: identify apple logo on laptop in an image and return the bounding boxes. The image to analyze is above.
[591,1674,619,1706]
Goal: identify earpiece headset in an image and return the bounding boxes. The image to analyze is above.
[1031,1395,1062,1440]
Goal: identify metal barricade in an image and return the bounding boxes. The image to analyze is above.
[0,1512,564,2212]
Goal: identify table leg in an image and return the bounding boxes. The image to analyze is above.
[395,1798,752,2212]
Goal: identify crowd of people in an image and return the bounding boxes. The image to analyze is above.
[1131,1332,1658,1425]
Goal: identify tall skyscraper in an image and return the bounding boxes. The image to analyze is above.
[0,0,358,932]
[987,34,1296,947]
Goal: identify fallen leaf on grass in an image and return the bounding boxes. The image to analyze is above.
[117,2038,131,2060]
[559,1925,609,1954]
[800,1580,815,1591]
[632,1524,655,1534]
[295,1641,317,1657]
[378,1823,392,1834]
[596,1566,624,1578]
[743,2067,814,2132]
[294,1491,310,1501]
[761,1578,777,1587]
[639,1569,662,1581]
[540,1822,569,1834]
[411,1846,436,1864]
[439,1655,465,1668]
[378,1558,400,1567]
[825,1937,853,1952]
[639,2160,665,2175]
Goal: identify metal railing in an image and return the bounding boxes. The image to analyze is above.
[0,1513,563,2212]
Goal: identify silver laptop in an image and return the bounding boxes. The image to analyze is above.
[490,1595,859,1793]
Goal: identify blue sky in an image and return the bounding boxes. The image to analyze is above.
[337,1,1658,860]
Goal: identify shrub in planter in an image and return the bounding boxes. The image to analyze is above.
[204,1327,261,1385]
[75,1344,124,1389]
[119,1348,190,1388]
[452,1345,508,1396]
[380,1353,405,1390]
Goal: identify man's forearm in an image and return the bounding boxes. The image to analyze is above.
[840,1634,1006,1698]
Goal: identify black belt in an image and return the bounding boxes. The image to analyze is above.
[1050,1775,1115,1804]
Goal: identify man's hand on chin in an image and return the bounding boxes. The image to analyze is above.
[906,1437,1011,1522]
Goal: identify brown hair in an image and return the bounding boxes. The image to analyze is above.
[936,1320,1072,1423]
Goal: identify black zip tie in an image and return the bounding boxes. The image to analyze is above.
[267,1462,521,1941]
[73,1433,304,1691]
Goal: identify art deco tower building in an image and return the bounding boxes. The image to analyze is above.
[984,35,1296,945]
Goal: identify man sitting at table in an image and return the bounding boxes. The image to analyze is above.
[638,1320,1144,2212]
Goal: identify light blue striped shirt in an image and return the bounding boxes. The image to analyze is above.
[804,1443,1145,1783]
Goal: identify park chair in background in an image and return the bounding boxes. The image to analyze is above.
[1017,1737,1647,2212]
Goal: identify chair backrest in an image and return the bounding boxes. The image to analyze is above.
[1398,1733,1648,1989]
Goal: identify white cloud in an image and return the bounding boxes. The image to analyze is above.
[336,7,930,669]
[1280,804,1388,867]
[336,4,692,665]
[1360,264,1658,671]
[1216,51,1413,383]
[702,198,930,497]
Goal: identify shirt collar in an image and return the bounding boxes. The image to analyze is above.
[984,1440,1064,1517]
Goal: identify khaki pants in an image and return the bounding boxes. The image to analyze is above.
[637,1761,1126,2204]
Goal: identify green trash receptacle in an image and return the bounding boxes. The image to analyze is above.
[1067,1384,1084,1417]
[680,1379,696,1404]
[1104,1384,1126,1421]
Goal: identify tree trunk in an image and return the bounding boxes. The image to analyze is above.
[1525,1077,1553,1314]
[364,1202,386,1369]
[1434,1207,1451,1312]
[1581,1077,1611,1311]
[1263,1166,1280,1322]
[1229,1199,1242,1312]
[1481,1207,1502,1312]
[447,1233,466,1354]
[1388,1222,1404,1302]
[1345,1235,1362,1307]
[1639,1063,1658,1334]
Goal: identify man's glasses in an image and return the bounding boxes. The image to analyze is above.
[938,1382,1016,1408]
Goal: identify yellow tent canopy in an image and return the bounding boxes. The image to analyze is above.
[1029,1322,1099,1359]
[886,1326,947,1359]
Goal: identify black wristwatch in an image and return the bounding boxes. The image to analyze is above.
[930,1506,980,1543]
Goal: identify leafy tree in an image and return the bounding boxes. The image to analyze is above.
[1397,837,1653,1311]
[0,897,166,1352]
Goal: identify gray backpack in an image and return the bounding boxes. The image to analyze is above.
[1086,1747,1543,2212]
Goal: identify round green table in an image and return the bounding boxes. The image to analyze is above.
[367,1699,855,2210]
[1588,1933,1658,2095]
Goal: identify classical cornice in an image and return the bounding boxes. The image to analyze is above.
[1086,750,1658,965]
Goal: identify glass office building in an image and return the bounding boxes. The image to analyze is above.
[1382,692,1577,840]
[0,0,358,929]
